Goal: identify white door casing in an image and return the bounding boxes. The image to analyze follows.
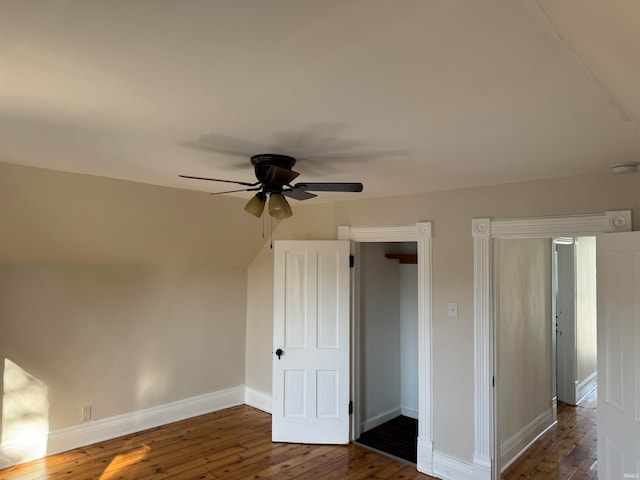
[338,223,433,475]
[596,231,640,479]
[472,210,632,480]
[272,240,351,444]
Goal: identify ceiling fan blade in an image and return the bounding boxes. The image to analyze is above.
[284,123,349,157]
[312,148,409,160]
[179,174,260,187]
[283,189,318,201]
[294,182,364,192]
[179,141,251,159]
[209,187,261,195]
[195,134,282,156]
[266,165,300,185]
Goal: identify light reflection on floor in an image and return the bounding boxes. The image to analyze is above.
[98,444,151,480]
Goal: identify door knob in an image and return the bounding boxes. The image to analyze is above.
[275,348,284,359]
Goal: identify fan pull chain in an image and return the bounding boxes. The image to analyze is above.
[270,216,273,249]
[262,209,265,239]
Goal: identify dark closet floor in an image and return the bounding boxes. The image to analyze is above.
[356,415,418,464]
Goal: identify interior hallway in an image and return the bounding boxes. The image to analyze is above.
[502,389,597,479]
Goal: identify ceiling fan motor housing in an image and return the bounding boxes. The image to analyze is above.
[250,154,296,184]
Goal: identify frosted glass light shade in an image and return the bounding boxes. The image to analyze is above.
[268,193,292,219]
[244,192,266,217]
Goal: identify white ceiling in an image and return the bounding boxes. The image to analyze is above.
[1,0,638,202]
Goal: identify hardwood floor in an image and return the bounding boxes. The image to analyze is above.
[0,406,435,480]
[0,389,598,480]
[502,389,598,480]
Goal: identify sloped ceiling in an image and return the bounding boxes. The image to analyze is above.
[1,0,638,202]
[537,0,640,128]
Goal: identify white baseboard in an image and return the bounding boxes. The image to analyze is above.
[499,408,556,473]
[0,385,245,470]
[576,372,597,405]
[362,407,401,432]
[473,455,492,480]
[401,407,418,419]
[417,436,433,475]
[245,387,272,414]
[432,450,474,480]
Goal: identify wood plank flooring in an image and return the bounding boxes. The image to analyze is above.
[502,389,598,480]
[0,406,434,480]
[0,389,598,480]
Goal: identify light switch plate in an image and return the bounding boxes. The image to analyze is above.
[447,302,458,318]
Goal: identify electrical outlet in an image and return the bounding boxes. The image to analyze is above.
[81,405,92,422]
[447,302,458,318]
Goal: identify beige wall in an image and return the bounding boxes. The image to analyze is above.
[244,171,640,463]
[0,265,246,431]
[243,221,293,396]
[495,238,553,468]
[0,162,266,268]
[575,236,597,384]
[0,162,255,440]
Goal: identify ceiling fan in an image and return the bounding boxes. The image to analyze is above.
[179,153,364,219]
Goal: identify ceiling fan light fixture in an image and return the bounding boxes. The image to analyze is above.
[180,153,364,223]
[268,192,292,219]
[244,192,267,217]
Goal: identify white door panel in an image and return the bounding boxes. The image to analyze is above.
[556,243,577,405]
[597,231,640,478]
[272,240,350,444]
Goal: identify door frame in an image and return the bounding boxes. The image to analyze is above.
[338,223,433,475]
[471,210,632,480]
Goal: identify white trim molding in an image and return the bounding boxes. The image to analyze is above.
[433,450,475,480]
[338,224,432,243]
[362,408,402,432]
[339,223,434,475]
[472,210,632,480]
[576,372,598,405]
[499,409,556,472]
[472,218,493,480]
[489,210,631,238]
[402,407,419,419]
[245,387,272,414]
[0,385,245,469]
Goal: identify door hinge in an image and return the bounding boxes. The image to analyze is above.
[492,376,495,387]
[349,255,355,268]
[349,400,353,416]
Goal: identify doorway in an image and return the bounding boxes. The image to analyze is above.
[493,236,597,473]
[554,237,597,408]
[471,210,632,480]
[338,223,434,474]
[356,241,419,463]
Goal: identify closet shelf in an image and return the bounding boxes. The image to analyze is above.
[384,253,417,264]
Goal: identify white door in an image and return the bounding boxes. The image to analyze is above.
[556,243,577,405]
[597,231,640,478]
[272,240,350,444]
